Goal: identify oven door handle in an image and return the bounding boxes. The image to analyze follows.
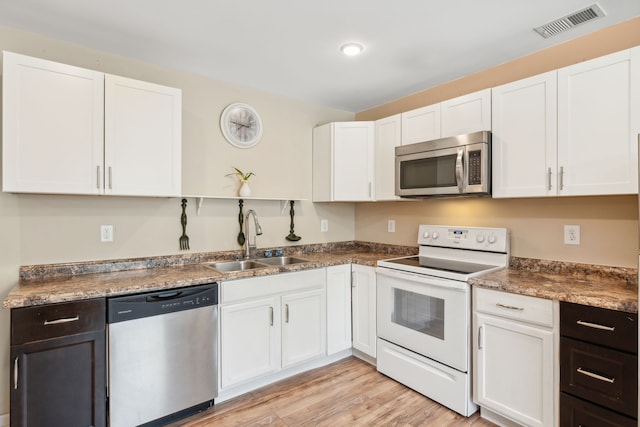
[455,148,464,193]
[375,267,469,291]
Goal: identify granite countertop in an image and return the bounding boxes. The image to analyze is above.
[4,242,413,309]
[469,257,638,313]
[5,243,638,313]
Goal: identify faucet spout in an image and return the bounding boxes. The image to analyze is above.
[244,209,262,258]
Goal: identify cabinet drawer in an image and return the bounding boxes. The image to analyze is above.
[561,302,637,354]
[12,299,106,345]
[560,336,637,418]
[560,392,636,427]
[474,287,553,327]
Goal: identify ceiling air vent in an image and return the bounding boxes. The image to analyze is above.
[534,3,606,38]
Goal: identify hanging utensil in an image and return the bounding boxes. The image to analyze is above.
[285,200,302,241]
[237,199,246,246]
[179,198,190,250]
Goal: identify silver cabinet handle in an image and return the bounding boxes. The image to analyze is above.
[43,316,79,325]
[577,367,615,384]
[559,166,564,190]
[13,357,18,390]
[496,303,524,311]
[97,166,102,189]
[108,166,113,190]
[269,306,274,326]
[285,304,289,323]
[547,167,552,191]
[369,182,372,198]
[478,326,483,350]
[576,320,615,331]
[351,271,356,288]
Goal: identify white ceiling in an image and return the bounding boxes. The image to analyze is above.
[0,0,639,112]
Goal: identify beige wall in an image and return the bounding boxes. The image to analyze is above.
[0,25,356,415]
[354,17,640,268]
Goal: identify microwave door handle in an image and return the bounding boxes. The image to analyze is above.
[455,148,464,193]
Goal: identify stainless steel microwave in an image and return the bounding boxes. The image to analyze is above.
[395,131,491,198]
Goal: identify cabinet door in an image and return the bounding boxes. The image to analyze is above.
[440,88,491,138]
[104,74,182,196]
[326,265,352,355]
[401,103,440,145]
[281,289,326,368]
[333,122,375,201]
[374,114,401,201]
[557,47,639,196]
[11,331,106,427]
[2,51,104,194]
[474,312,554,427]
[351,265,376,358]
[492,71,558,198]
[220,297,280,388]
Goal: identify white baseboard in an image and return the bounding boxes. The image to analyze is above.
[0,413,9,427]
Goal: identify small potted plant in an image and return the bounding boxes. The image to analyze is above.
[226,167,255,197]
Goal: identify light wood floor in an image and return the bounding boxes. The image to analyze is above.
[168,356,496,426]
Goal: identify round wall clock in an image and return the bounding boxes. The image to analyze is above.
[220,103,263,148]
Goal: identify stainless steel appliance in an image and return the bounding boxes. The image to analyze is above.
[108,283,218,427]
[377,225,509,416]
[395,131,491,198]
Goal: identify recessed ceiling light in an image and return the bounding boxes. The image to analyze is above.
[340,43,363,56]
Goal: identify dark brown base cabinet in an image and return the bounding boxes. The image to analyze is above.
[10,299,106,427]
[560,302,638,426]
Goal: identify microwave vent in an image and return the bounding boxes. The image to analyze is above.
[534,3,606,38]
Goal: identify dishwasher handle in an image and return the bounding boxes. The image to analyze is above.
[146,291,183,302]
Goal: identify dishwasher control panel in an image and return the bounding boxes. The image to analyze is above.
[107,283,218,323]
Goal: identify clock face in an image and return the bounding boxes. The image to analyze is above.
[220,103,263,148]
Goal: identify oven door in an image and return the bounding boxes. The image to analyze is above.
[395,145,464,197]
[376,267,470,372]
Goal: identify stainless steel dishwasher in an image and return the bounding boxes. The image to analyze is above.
[107,283,218,427]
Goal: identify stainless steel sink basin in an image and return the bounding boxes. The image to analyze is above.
[203,260,268,272]
[254,256,308,266]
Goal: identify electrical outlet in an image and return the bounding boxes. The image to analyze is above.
[388,219,396,233]
[101,225,113,242]
[320,219,329,233]
[564,225,580,245]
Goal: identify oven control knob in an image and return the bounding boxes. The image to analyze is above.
[476,234,485,243]
[488,234,497,244]
[432,232,439,240]
[423,231,430,239]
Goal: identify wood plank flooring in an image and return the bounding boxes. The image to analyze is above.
[168,357,496,426]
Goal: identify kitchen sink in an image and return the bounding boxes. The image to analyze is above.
[254,256,309,266]
[202,256,309,272]
[203,260,268,272]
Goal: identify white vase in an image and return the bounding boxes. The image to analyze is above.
[239,181,251,197]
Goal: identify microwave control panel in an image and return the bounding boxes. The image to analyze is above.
[468,150,482,185]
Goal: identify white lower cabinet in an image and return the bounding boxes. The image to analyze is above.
[220,269,326,390]
[326,264,352,355]
[351,264,376,358]
[473,287,558,427]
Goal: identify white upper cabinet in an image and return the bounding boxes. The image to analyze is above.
[2,51,182,197]
[312,121,375,201]
[492,71,558,198]
[104,75,182,196]
[440,88,491,138]
[3,51,105,194]
[557,47,639,196]
[493,47,639,198]
[401,103,440,145]
[374,114,401,201]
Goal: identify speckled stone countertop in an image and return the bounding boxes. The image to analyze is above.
[469,257,638,313]
[4,242,416,309]
[6,244,638,313]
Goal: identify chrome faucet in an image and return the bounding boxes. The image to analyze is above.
[244,209,263,259]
